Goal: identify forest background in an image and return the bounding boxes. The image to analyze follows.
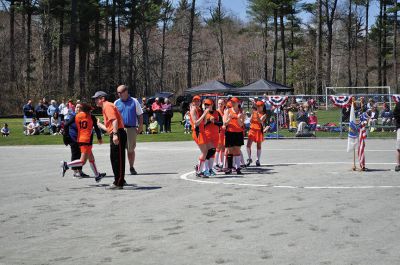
[0,0,398,115]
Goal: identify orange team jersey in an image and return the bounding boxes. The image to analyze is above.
[217,109,225,145]
[205,111,220,146]
[75,112,94,144]
[102,101,124,134]
[250,111,264,131]
[227,108,244,133]
[190,108,207,145]
[190,108,205,133]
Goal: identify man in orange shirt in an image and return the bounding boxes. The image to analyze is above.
[93,91,127,189]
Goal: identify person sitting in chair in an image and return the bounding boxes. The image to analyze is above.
[296,105,308,135]
[308,112,318,132]
[148,116,158,134]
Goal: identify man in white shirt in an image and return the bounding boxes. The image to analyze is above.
[26,117,40,135]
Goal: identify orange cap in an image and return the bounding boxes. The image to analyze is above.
[256,101,265,107]
[231,97,240,103]
[192,95,201,101]
[203,99,213,105]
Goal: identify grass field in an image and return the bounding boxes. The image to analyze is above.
[0,109,395,146]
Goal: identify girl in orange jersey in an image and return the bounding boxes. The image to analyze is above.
[60,103,105,182]
[190,95,211,178]
[246,101,267,166]
[215,98,226,169]
[223,97,245,174]
[203,98,223,176]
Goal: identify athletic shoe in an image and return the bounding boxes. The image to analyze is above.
[224,169,232,175]
[246,159,252,167]
[395,165,400,172]
[195,171,204,178]
[60,161,68,177]
[214,164,222,169]
[202,170,211,177]
[236,168,243,175]
[73,171,81,178]
[106,183,123,190]
[95,173,106,183]
[130,167,137,175]
[255,160,261,166]
[80,171,90,178]
[209,169,216,176]
[194,164,199,172]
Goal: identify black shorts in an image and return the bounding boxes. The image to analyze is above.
[225,131,244,147]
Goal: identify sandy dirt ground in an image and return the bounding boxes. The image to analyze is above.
[0,139,399,265]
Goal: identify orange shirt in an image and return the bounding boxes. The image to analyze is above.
[75,112,94,143]
[205,111,220,136]
[250,111,264,131]
[190,108,205,133]
[227,108,243,133]
[102,101,124,133]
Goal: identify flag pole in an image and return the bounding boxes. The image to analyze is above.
[350,97,357,171]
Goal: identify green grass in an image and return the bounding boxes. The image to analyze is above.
[0,110,395,146]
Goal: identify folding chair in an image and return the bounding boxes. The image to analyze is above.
[39,118,50,134]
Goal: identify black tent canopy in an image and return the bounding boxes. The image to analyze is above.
[185,80,235,94]
[236,79,293,94]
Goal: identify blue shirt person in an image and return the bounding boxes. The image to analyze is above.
[114,85,143,175]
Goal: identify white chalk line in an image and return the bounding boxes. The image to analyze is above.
[180,162,399,189]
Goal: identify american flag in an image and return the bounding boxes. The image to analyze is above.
[358,121,367,169]
[329,95,353,108]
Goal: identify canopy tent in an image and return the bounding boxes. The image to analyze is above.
[236,79,293,94]
[185,80,235,95]
[155,91,174,99]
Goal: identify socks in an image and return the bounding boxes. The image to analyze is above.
[215,151,220,166]
[204,160,210,172]
[68,160,84,168]
[257,149,261,161]
[234,155,241,169]
[227,154,233,169]
[240,152,245,165]
[89,160,99,177]
[208,157,214,169]
[198,159,205,173]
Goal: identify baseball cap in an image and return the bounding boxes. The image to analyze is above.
[203,99,213,105]
[192,95,201,101]
[256,101,264,106]
[231,97,240,103]
[91,91,108,99]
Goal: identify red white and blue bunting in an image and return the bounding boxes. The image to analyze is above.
[267,96,288,107]
[329,95,352,108]
[392,95,400,103]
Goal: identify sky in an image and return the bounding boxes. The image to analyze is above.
[172,0,380,27]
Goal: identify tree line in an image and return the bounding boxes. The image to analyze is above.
[0,0,398,114]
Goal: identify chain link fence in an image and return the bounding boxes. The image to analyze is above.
[211,94,396,139]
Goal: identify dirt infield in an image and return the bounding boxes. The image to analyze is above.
[0,139,399,264]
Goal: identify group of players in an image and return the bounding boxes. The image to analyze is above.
[190,95,267,178]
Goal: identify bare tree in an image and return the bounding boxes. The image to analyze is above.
[187,0,195,88]
[209,0,227,82]
[324,0,338,89]
[364,0,369,89]
[315,0,323,94]
[68,0,77,92]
